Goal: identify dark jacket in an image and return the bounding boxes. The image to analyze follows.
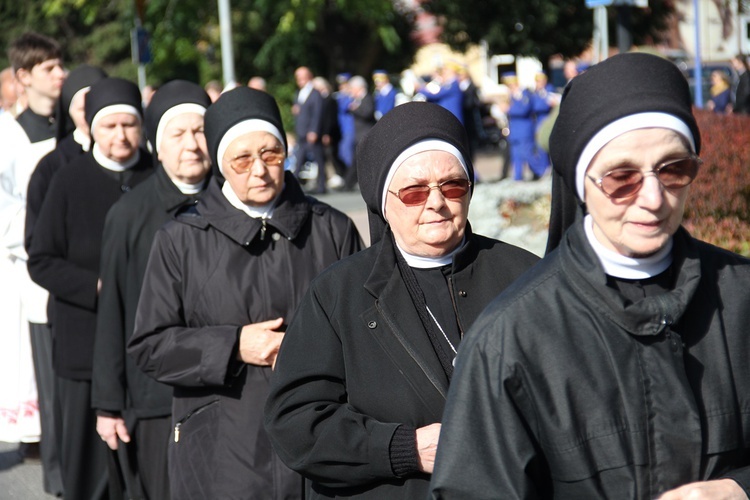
[91,165,201,419]
[25,134,84,251]
[430,222,750,499]
[295,86,324,139]
[348,94,376,143]
[264,227,539,499]
[734,71,750,115]
[128,172,362,500]
[27,150,153,380]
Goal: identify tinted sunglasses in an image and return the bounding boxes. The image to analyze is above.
[227,146,285,174]
[587,155,701,199]
[388,178,472,206]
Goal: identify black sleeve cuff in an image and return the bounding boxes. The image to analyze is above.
[226,327,246,385]
[720,466,750,497]
[389,424,420,478]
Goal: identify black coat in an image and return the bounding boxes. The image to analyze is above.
[27,150,153,380]
[349,94,376,143]
[430,222,750,499]
[264,227,539,499]
[91,165,200,419]
[734,70,750,115]
[25,134,85,251]
[128,173,363,500]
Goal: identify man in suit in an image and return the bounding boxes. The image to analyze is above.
[292,66,327,194]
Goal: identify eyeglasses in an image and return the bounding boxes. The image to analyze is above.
[226,146,285,174]
[388,178,472,206]
[587,155,701,199]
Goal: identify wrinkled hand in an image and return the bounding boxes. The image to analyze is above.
[96,415,130,450]
[416,423,441,474]
[658,479,746,500]
[237,317,285,367]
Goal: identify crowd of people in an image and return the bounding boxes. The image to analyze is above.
[1,30,749,500]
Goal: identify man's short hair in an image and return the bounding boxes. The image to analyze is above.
[8,32,62,73]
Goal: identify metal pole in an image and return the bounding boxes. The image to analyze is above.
[132,2,147,93]
[693,0,703,108]
[218,0,236,88]
[599,6,609,62]
[593,7,600,63]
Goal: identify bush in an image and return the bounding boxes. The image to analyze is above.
[682,110,750,256]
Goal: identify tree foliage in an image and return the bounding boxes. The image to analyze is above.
[425,0,675,66]
[1,0,416,101]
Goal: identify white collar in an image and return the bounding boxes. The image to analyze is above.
[170,176,206,195]
[92,143,140,172]
[584,214,673,279]
[221,180,278,219]
[395,238,465,269]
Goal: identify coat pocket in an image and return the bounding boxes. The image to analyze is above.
[169,399,220,499]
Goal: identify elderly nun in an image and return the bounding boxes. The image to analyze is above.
[127,86,362,499]
[429,52,750,499]
[28,77,153,500]
[264,101,539,499]
[91,80,212,500]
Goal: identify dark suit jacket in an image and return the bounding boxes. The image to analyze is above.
[295,86,324,140]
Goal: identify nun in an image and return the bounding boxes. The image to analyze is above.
[91,80,212,500]
[127,87,362,499]
[27,77,152,500]
[429,53,750,499]
[264,102,539,499]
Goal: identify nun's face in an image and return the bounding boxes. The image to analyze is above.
[93,112,141,163]
[584,128,692,258]
[385,150,470,257]
[158,112,210,185]
[222,131,285,206]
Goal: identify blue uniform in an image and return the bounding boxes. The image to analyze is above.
[336,92,355,168]
[529,83,556,176]
[507,89,537,180]
[423,78,464,124]
[374,85,397,120]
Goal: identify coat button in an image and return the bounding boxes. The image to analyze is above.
[367,321,377,329]
[459,290,467,297]
[243,241,250,246]
[272,233,281,241]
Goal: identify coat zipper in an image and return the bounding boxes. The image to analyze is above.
[174,399,219,443]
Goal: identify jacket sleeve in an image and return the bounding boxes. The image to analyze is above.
[429,316,545,499]
[91,206,129,412]
[27,174,99,311]
[127,227,240,388]
[721,467,750,496]
[264,282,402,489]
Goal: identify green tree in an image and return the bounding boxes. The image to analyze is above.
[424,0,675,66]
